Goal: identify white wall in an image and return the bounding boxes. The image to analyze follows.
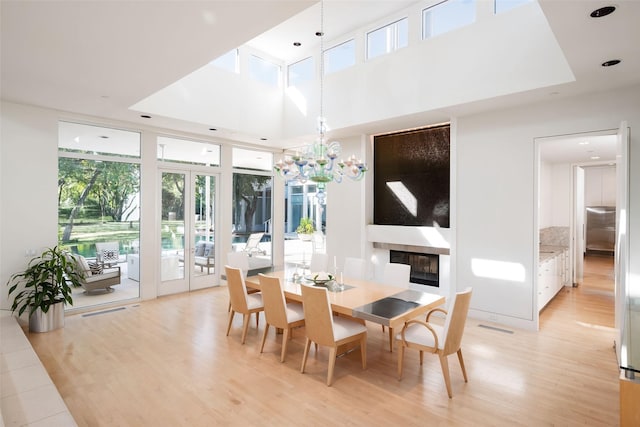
[1,103,59,311]
[456,84,640,330]
[539,160,553,228]
[551,163,572,227]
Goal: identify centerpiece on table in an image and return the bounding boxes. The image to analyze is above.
[310,271,334,286]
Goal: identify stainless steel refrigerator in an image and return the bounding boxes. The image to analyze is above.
[585,206,616,253]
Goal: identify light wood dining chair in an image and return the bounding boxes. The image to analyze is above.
[300,284,367,386]
[226,252,259,312]
[343,257,366,280]
[396,287,472,398]
[225,265,264,344]
[383,262,411,288]
[258,274,305,362]
[381,262,411,350]
[309,253,329,273]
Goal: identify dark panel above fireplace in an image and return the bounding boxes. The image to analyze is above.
[373,124,450,228]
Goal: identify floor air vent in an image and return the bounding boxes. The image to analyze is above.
[478,324,514,334]
[81,307,126,317]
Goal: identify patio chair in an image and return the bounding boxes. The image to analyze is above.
[95,241,121,267]
[241,232,266,256]
[74,254,121,293]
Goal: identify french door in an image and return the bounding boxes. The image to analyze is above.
[159,169,218,295]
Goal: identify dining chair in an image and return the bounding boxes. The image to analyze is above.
[258,274,305,362]
[225,265,264,344]
[309,253,329,273]
[300,284,367,386]
[343,257,366,281]
[227,251,250,277]
[381,262,412,350]
[383,262,411,288]
[396,287,473,398]
[226,252,259,312]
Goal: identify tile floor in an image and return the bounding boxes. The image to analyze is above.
[0,312,76,427]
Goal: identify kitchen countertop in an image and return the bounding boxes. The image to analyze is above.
[539,245,567,262]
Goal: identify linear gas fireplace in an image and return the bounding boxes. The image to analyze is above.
[390,250,439,287]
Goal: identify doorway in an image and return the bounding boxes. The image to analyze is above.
[536,128,621,328]
[159,169,219,295]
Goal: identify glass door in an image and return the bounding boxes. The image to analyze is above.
[159,170,218,295]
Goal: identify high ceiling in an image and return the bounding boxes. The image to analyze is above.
[2,0,639,163]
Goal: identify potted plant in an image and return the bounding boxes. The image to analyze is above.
[296,217,315,241]
[6,245,84,332]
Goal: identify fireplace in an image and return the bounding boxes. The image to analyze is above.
[390,250,439,287]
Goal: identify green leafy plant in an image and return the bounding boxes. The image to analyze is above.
[296,217,315,234]
[7,246,84,317]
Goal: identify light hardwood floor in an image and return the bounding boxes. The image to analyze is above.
[28,256,618,426]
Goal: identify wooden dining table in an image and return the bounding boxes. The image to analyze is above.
[244,270,445,351]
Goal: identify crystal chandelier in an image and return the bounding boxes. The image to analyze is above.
[274,0,367,198]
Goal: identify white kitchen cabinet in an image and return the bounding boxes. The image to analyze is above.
[538,252,567,311]
[585,165,616,207]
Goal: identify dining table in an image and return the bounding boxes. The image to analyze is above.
[244,270,445,352]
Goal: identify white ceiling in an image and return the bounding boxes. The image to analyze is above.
[2,0,639,164]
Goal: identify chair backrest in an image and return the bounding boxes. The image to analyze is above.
[244,233,264,251]
[383,263,411,288]
[300,284,335,346]
[95,241,119,264]
[343,257,366,280]
[312,231,325,252]
[309,253,329,273]
[227,251,250,277]
[258,274,289,329]
[225,265,249,313]
[441,287,473,355]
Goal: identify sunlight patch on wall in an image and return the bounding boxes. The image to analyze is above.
[471,258,526,282]
[285,86,307,117]
[386,181,417,217]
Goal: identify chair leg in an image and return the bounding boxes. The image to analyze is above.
[388,327,394,352]
[419,350,424,365]
[226,310,235,336]
[301,338,312,374]
[280,328,290,363]
[241,314,251,344]
[397,343,405,380]
[255,312,260,328]
[457,349,468,383]
[327,346,338,386]
[360,335,367,370]
[260,324,270,354]
[438,353,453,398]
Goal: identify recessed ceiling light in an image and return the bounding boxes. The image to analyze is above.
[590,156,601,160]
[315,31,323,37]
[99,135,109,139]
[209,128,217,131]
[293,42,301,47]
[260,137,267,141]
[590,6,616,18]
[602,59,621,67]
[140,114,151,119]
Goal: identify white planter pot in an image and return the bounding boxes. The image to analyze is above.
[298,233,313,241]
[29,302,65,333]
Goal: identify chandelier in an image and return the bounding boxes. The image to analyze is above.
[274,0,367,198]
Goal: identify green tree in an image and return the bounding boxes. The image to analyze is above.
[233,174,271,233]
[94,162,140,222]
[58,158,140,242]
